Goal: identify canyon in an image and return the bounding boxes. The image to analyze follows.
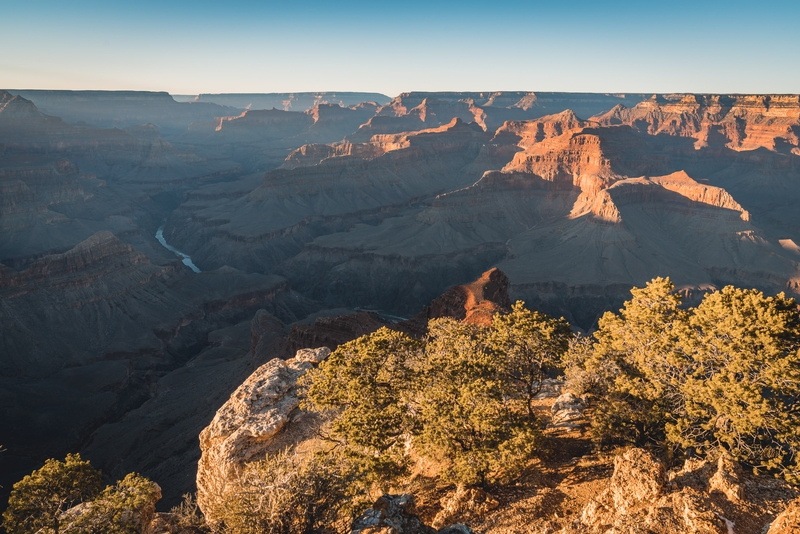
[2,88,800,516]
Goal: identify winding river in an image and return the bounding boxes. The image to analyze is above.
[155,225,201,273]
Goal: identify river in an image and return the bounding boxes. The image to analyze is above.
[155,225,201,273]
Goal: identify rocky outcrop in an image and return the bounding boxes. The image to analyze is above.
[431,487,498,530]
[565,448,799,534]
[570,171,751,224]
[595,94,800,153]
[352,495,436,534]
[351,494,472,534]
[707,454,744,503]
[767,498,800,534]
[571,449,722,534]
[195,346,331,526]
[398,267,512,335]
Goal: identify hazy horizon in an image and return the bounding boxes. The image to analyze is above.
[3,0,799,96]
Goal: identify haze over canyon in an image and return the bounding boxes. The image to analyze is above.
[2,88,800,515]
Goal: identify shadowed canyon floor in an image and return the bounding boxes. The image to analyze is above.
[2,89,800,513]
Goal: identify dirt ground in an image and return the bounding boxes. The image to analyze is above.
[397,389,798,534]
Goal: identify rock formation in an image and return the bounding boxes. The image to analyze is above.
[351,494,472,534]
[595,94,800,153]
[398,267,512,335]
[6,90,800,519]
[357,92,650,135]
[195,268,513,524]
[189,92,390,112]
[767,498,800,533]
[564,448,795,534]
[195,346,331,526]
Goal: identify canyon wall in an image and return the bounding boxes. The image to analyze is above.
[3,89,800,509]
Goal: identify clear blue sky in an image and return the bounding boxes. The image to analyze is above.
[2,0,799,96]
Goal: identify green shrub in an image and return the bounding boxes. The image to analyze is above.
[217,448,366,534]
[303,307,568,487]
[412,318,543,486]
[301,327,423,483]
[2,455,161,534]
[568,278,800,480]
[67,473,160,534]
[567,277,686,446]
[488,301,572,419]
[672,286,800,479]
[2,453,101,534]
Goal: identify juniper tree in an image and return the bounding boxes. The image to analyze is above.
[2,454,102,534]
[568,278,800,480]
[567,277,688,446]
[488,301,572,419]
[301,327,423,482]
[673,286,800,479]
[411,318,542,486]
[67,473,161,534]
[303,317,552,488]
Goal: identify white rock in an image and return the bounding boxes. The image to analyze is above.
[196,347,330,526]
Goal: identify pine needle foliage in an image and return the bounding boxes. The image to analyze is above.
[2,453,101,534]
[568,277,800,481]
[488,301,572,419]
[67,473,160,534]
[302,306,571,487]
[412,318,543,486]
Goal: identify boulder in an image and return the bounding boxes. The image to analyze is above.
[572,448,727,534]
[609,448,666,513]
[550,392,585,428]
[351,494,473,534]
[351,494,434,534]
[397,268,512,337]
[195,346,331,527]
[767,497,800,534]
[707,453,744,502]
[432,487,498,529]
